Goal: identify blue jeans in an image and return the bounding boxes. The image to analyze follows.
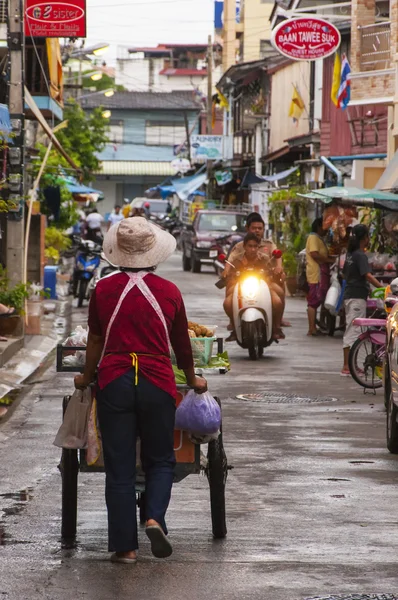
[97,369,176,552]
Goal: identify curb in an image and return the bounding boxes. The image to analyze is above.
[0,297,73,408]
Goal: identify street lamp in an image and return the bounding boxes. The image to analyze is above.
[102,110,111,119]
[70,43,110,59]
[78,88,115,101]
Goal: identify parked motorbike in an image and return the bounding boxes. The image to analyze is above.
[157,215,183,250]
[72,240,102,308]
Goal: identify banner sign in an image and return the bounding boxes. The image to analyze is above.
[215,170,233,186]
[25,0,87,38]
[271,17,341,61]
[214,0,240,29]
[191,135,223,161]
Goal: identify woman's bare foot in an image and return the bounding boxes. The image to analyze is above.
[146,519,160,528]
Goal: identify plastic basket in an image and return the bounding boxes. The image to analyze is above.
[172,337,216,367]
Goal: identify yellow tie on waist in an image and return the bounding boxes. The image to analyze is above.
[130,353,139,386]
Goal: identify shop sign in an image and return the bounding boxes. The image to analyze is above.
[271,17,341,61]
[215,170,233,186]
[171,158,191,174]
[25,0,86,38]
[191,135,223,162]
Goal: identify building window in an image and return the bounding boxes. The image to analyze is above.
[145,121,186,146]
[109,121,124,144]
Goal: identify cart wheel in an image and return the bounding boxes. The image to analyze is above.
[207,397,228,539]
[61,396,79,540]
[138,492,146,525]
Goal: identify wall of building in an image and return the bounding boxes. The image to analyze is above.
[269,61,311,153]
[116,56,164,91]
[242,0,273,62]
[321,55,388,156]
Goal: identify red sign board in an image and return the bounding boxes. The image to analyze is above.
[25,0,86,38]
[271,17,341,61]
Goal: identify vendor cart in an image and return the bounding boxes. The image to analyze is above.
[56,342,230,542]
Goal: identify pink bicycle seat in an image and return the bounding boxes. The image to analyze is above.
[353,318,386,327]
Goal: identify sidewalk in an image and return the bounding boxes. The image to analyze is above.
[0,298,72,415]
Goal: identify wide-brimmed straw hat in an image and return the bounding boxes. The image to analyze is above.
[103,216,176,268]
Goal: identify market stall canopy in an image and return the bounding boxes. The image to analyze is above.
[147,171,207,201]
[63,176,104,199]
[299,186,398,211]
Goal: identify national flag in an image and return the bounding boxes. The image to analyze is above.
[337,54,351,110]
[288,85,305,123]
[331,52,341,107]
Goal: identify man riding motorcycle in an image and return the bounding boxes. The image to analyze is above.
[223,233,284,342]
[222,213,286,339]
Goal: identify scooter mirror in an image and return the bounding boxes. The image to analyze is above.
[272,249,282,259]
[218,253,226,262]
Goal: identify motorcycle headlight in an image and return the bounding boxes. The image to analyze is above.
[241,276,260,299]
[196,241,212,248]
[85,264,96,272]
[77,262,85,271]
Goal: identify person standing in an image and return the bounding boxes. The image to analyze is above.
[305,218,334,336]
[341,224,382,376]
[107,205,124,230]
[74,217,207,563]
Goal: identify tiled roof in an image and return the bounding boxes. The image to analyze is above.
[81,90,201,111]
[95,161,176,176]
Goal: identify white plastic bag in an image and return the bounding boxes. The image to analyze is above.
[175,390,221,435]
[324,272,341,315]
[53,388,92,449]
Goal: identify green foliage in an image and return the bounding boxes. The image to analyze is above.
[0,266,29,310]
[282,251,298,277]
[45,227,72,251]
[56,100,110,181]
[268,186,311,254]
[44,247,60,264]
[82,70,126,92]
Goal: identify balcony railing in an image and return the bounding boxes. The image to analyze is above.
[359,22,391,72]
[0,0,6,23]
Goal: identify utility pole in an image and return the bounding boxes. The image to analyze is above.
[207,35,213,199]
[7,0,25,287]
[207,34,213,135]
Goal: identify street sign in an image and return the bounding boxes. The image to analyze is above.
[271,17,341,61]
[25,0,87,38]
[191,135,223,162]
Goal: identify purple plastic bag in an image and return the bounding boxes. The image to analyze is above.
[175,390,221,435]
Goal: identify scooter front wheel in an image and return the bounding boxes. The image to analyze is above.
[245,322,263,360]
[78,280,88,308]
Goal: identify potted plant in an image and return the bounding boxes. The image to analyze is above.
[282,250,298,296]
[0,267,29,336]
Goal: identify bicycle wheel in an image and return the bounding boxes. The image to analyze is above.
[349,335,384,389]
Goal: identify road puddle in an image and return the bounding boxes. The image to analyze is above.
[0,488,34,545]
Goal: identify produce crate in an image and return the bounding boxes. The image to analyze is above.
[171,336,216,367]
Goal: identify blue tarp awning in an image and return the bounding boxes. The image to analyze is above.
[0,104,12,142]
[63,176,104,198]
[147,170,207,200]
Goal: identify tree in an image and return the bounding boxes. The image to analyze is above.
[82,70,126,92]
[56,99,110,180]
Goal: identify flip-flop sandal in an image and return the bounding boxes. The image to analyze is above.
[0,337,7,342]
[340,370,351,377]
[146,525,173,558]
[0,308,15,318]
[111,553,137,564]
[281,320,292,327]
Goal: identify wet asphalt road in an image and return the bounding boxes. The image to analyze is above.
[1,254,398,599]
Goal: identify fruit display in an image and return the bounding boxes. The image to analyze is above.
[187,321,215,338]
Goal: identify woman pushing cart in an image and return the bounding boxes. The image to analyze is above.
[74,216,208,564]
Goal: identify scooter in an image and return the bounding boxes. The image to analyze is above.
[216,249,281,360]
[232,266,274,360]
[72,240,102,308]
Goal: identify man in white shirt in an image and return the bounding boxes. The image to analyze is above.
[107,205,124,230]
[86,208,104,243]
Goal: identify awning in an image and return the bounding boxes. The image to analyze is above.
[172,172,207,201]
[0,103,11,140]
[300,186,398,211]
[375,150,398,191]
[24,87,81,173]
[62,176,104,197]
[95,161,176,177]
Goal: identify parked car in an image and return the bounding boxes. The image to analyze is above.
[181,210,246,273]
[383,278,398,452]
[129,198,169,218]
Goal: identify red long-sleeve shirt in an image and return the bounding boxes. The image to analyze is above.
[88,271,194,398]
